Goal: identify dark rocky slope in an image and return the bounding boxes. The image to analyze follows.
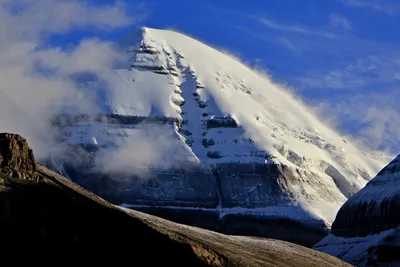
[314,154,400,266]
[0,133,350,267]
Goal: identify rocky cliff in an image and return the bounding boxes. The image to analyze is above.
[52,145,329,247]
[0,132,350,267]
[314,154,400,266]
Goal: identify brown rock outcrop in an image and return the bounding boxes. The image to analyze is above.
[0,133,37,179]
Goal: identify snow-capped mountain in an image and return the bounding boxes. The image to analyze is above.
[314,154,400,266]
[49,27,390,245]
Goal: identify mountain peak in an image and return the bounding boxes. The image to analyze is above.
[115,25,387,174]
[52,26,390,236]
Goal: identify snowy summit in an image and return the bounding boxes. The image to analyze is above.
[51,27,390,242]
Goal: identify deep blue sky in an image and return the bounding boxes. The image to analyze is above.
[50,0,400,152]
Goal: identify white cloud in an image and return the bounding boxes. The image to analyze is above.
[258,18,337,38]
[278,37,303,55]
[361,106,400,151]
[220,4,399,154]
[299,56,400,90]
[329,14,352,31]
[1,0,132,38]
[343,0,400,14]
[0,0,140,158]
[95,125,193,174]
[312,89,400,154]
[299,54,400,153]
[33,39,125,74]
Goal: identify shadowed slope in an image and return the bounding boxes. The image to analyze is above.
[0,133,350,267]
[315,155,400,266]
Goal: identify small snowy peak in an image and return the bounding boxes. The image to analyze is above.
[327,154,400,236]
[351,154,400,203]
[315,154,400,266]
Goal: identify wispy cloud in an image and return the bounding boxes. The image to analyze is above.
[0,0,142,158]
[313,90,400,153]
[300,53,400,153]
[329,14,352,31]
[215,3,399,153]
[342,0,400,14]
[298,55,400,90]
[258,18,337,38]
[278,37,303,55]
[1,0,133,38]
[198,2,242,16]
[222,22,308,57]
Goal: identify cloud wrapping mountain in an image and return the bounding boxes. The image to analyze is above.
[0,0,133,158]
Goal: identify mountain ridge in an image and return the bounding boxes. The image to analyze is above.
[47,26,390,244]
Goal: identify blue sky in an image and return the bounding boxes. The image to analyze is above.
[2,0,399,154]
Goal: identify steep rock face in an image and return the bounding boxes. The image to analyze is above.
[314,154,400,266]
[55,156,331,247]
[0,133,37,177]
[64,162,220,208]
[0,132,351,267]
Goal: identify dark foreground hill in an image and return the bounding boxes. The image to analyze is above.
[0,133,350,266]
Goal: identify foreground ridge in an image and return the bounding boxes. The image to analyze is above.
[0,132,350,266]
